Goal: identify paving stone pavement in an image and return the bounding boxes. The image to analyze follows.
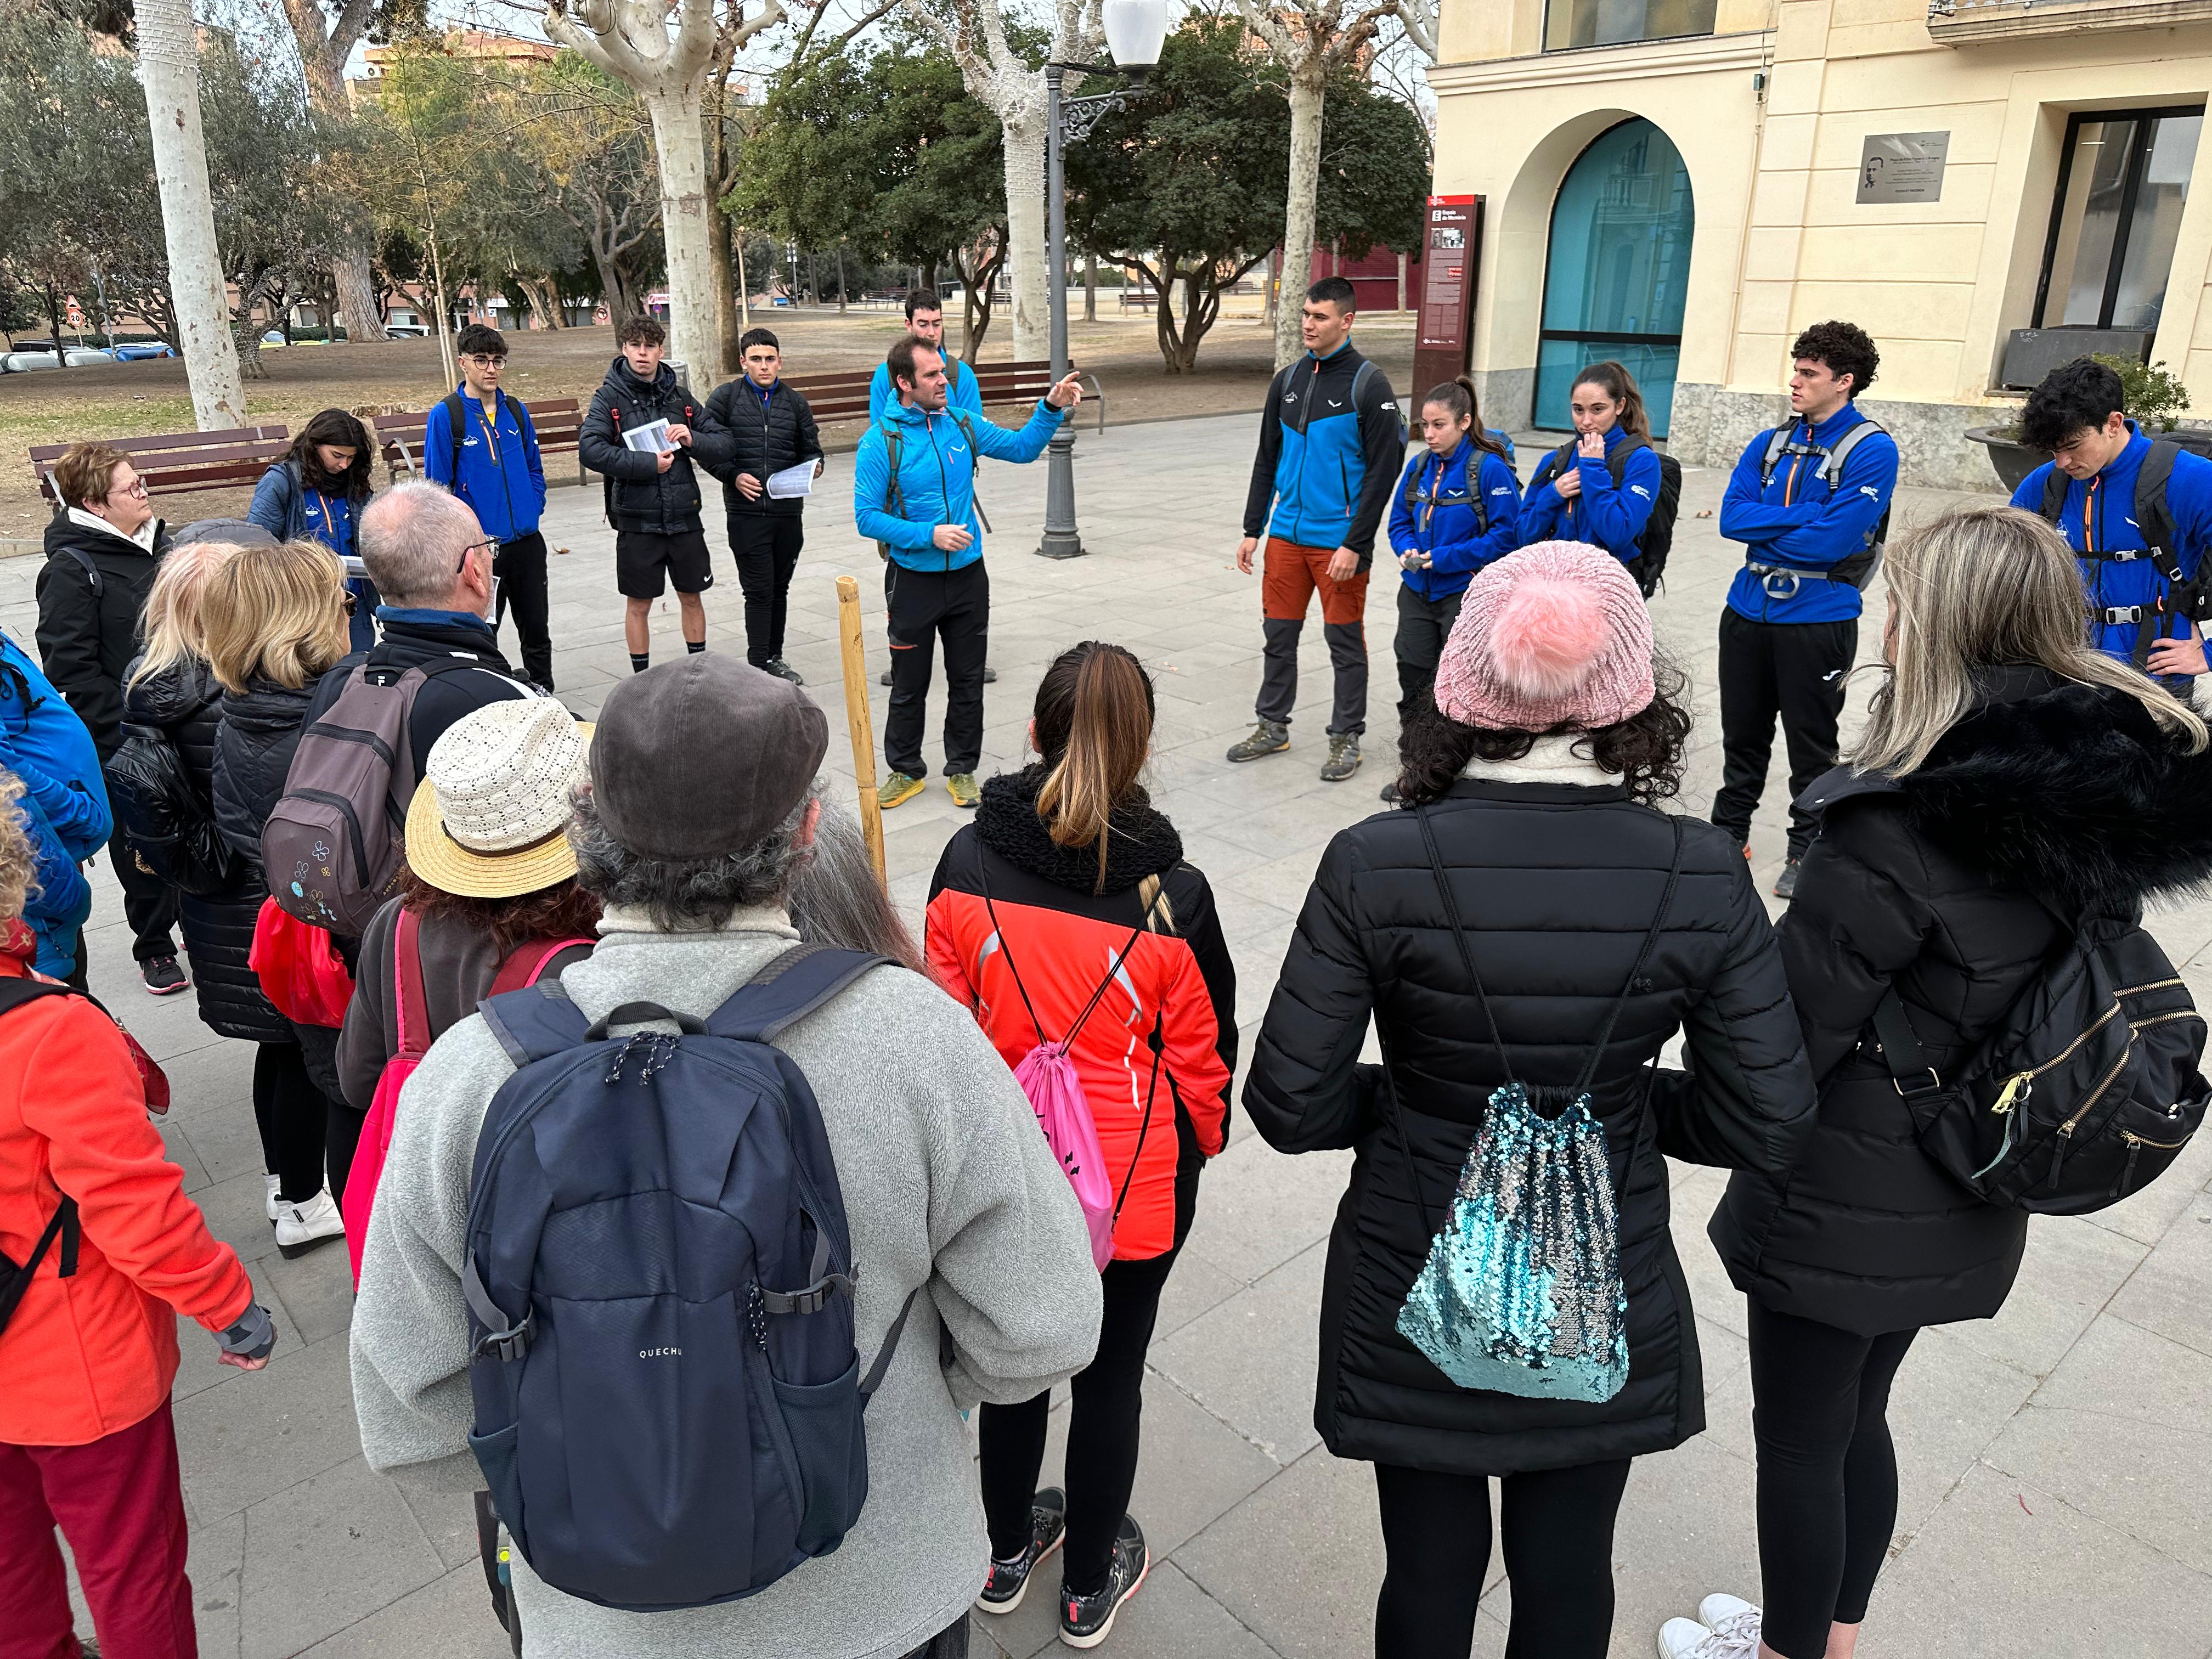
[17,409,2212,1659]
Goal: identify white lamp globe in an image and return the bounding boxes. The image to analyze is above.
[1102,0,1169,70]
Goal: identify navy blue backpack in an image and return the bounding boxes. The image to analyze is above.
[460,944,915,1612]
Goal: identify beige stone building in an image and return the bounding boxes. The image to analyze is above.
[1428,0,2212,486]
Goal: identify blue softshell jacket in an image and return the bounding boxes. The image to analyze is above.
[1518,425,1661,563]
[1721,404,1900,624]
[425,388,547,544]
[2011,425,2212,663]
[1242,342,1403,565]
[854,397,1065,573]
[868,356,983,427]
[0,630,108,976]
[248,460,375,648]
[1387,439,1523,602]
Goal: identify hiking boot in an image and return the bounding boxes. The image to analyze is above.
[763,657,804,685]
[274,1189,345,1259]
[1225,720,1289,763]
[1319,734,1362,783]
[140,955,189,996]
[975,1487,1067,1616]
[946,774,980,809]
[878,772,924,810]
[1773,857,1802,900]
[1060,1514,1148,1649]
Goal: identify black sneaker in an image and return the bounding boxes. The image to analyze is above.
[763,657,805,685]
[983,666,998,684]
[975,1487,1066,1616]
[880,667,894,687]
[1379,780,1401,804]
[1059,1513,1147,1649]
[140,955,189,996]
[1773,856,1802,900]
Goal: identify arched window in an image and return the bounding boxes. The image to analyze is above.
[1534,118,1695,438]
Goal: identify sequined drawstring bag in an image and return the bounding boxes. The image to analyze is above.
[1396,808,1683,1404]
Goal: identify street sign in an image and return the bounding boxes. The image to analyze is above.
[1414,194,1485,397]
[1857,132,1950,204]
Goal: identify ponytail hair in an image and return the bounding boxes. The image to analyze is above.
[1571,360,1650,439]
[1423,374,1508,460]
[1033,641,1156,895]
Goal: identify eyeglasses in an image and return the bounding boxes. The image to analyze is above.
[457,538,496,573]
[464,354,509,369]
[113,479,148,499]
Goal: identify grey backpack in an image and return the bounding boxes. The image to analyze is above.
[262,659,481,936]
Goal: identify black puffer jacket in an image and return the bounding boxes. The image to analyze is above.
[699,377,822,518]
[579,358,732,534]
[125,657,287,1043]
[212,673,325,865]
[36,513,170,759]
[1713,667,2212,1335]
[1245,772,1816,1476]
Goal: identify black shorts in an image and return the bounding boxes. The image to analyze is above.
[615,528,714,599]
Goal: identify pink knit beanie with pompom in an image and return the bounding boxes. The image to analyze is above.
[1431,541,1655,731]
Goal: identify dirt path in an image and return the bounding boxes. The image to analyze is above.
[0,310,1417,544]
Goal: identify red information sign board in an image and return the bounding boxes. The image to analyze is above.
[1413,194,1484,399]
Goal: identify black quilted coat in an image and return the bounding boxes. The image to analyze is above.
[1244,776,1817,1476]
[212,673,324,865]
[1713,666,2212,1336]
[124,656,288,1043]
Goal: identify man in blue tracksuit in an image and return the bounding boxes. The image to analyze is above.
[1232,276,1404,783]
[425,324,552,687]
[855,337,1081,811]
[867,291,985,426]
[1711,321,1899,899]
[2012,356,2212,681]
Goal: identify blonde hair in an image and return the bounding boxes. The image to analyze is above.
[0,771,38,926]
[204,540,353,696]
[1854,503,2208,776]
[131,541,240,691]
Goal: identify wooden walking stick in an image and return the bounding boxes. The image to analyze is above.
[834,575,888,885]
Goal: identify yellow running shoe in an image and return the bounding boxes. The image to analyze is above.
[878,772,924,810]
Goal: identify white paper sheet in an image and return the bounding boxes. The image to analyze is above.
[622,417,673,454]
[765,461,817,499]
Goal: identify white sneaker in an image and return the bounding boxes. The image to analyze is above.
[1657,1608,1760,1659]
[264,1174,281,1222]
[1699,1594,1762,1651]
[274,1189,345,1259]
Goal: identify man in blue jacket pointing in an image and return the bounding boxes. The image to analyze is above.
[855,337,1081,811]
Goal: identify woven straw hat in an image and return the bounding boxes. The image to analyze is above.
[404,700,592,899]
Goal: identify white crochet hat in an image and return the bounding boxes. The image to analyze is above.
[404,699,592,899]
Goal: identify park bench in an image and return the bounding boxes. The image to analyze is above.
[372,398,586,487]
[782,358,1105,436]
[31,426,291,515]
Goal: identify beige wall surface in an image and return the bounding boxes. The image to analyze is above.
[1434,0,2212,441]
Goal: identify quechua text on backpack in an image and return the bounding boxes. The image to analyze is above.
[459,944,918,1612]
[1871,909,2208,1214]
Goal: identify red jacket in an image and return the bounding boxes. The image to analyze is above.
[0,924,253,1445]
[926,781,1235,1261]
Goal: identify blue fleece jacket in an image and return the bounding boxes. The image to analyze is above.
[249,461,375,649]
[1720,403,1899,623]
[1387,439,1523,602]
[854,397,1066,573]
[2011,425,2212,663]
[424,387,546,543]
[1519,425,1661,562]
[868,356,983,427]
[0,630,109,976]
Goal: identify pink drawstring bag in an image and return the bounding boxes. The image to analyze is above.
[981,880,1160,1272]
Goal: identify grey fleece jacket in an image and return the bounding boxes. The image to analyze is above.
[349,906,1104,1659]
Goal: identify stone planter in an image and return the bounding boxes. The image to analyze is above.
[1966,424,2212,492]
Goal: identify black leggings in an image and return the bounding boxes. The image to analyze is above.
[979,1247,1179,1596]
[253,1041,329,1204]
[1748,1302,1920,1659]
[1374,1459,1631,1658]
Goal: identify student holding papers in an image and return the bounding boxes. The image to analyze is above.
[701,326,825,683]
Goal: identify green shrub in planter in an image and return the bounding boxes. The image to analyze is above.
[2090,353,2192,432]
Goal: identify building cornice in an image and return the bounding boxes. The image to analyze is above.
[1427,31,1772,95]
[1927,0,2212,42]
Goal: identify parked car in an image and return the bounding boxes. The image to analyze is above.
[110,343,176,362]
[385,324,429,338]
[0,347,115,372]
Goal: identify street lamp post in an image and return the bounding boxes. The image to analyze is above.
[1037,0,1169,560]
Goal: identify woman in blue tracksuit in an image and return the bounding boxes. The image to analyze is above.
[1389,375,1523,738]
[1519,360,1661,566]
[0,629,110,984]
[249,409,378,651]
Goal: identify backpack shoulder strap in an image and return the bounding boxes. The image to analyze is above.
[1607,432,1650,487]
[2039,460,2069,526]
[1351,359,1375,405]
[703,944,885,1045]
[393,906,431,1062]
[1757,422,1794,488]
[1818,419,1886,493]
[2138,439,2181,555]
[880,420,907,518]
[54,545,102,599]
[440,391,467,482]
[476,978,596,1069]
[0,977,85,1319]
[488,935,594,998]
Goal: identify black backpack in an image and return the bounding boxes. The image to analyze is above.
[0,979,83,1343]
[2035,439,2198,666]
[1530,436,1681,597]
[1870,909,2208,1214]
[108,719,237,897]
[1752,417,1892,590]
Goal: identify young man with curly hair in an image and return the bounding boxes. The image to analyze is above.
[1709,321,1899,899]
